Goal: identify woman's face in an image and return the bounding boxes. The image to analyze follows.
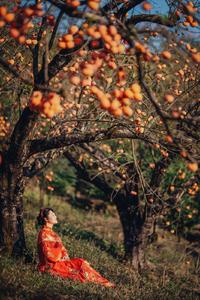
[45,210,58,225]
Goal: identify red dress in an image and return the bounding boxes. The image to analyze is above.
[37,225,115,287]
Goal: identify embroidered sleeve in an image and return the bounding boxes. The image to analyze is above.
[61,245,69,257]
[40,232,62,263]
[60,245,70,260]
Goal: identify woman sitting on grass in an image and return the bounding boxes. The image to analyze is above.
[36,207,115,288]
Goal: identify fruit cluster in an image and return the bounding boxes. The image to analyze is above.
[23,4,44,18]
[185,44,200,63]
[183,15,198,27]
[185,1,197,14]
[90,82,142,117]
[134,41,152,61]
[188,182,199,196]
[81,56,103,77]
[0,6,15,28]
[58,25,83,49]
[69,52,104,86]
[29,91,62,118]
[0,116,10,137]
[9,4,43,44]
[88,24,125,54]
[58,24,125,54]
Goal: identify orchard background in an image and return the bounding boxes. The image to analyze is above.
[0,0,200,299]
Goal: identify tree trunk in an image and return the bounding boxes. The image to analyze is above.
[115,190,154,272]
[64,151,155,270]
[0,152,28,258]
[115,191,142,267]
[131,214,154,271]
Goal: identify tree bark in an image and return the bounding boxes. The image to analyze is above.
[115,191,155,271]
[0,152,28,258]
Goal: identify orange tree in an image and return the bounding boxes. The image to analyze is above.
[0,0,199,263]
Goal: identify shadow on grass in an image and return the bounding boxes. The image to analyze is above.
[55,222,123,261]
[0,283,108,300]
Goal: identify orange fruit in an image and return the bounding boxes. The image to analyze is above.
[187,162,198,172]
[133,93,142,101]
[99,96,110,109]
[81,78,92,87]
[113,34,121,42]
[91,86,100,94]
[7,59,15,65]
[63,34,73,42]
[135,41,146,53]
[69,25,79,35]
[124,89,134,98]
[0,6,7,17]
[142,2,152,11]
[109,25,117,36]
[121,98,131,106]
[164,94,174,103]
[70,75,81,85]
[122,106,133,117]
[161,51,171,59]
[66,41,75,48]
[58,41,67,49]
[180,150,187,158]
[82,67,94,76]
[10,28,20,38]
[99,25,107,35]
[130,83,141,93]
[110,99,121,110]
[70,0,80,7]
[165,135,173,143]
[111,108,123,117]
[88,1,100,10]
[24,7,34,17]
[18,35,26,44]
[4,13,15,22]
[0,20,5,28]
[192,52,200,63]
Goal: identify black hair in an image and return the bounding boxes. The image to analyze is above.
[36,207,54,226]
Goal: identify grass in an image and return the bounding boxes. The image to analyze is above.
[0,186,200,300]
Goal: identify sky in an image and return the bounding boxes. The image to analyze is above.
[131,0,169,15]
[21,0,199,42]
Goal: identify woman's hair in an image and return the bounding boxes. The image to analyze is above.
[36,207,54,226]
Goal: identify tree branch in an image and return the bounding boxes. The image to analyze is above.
[64,150,114,197]
[116,0,144,20]
[126,14,178,27]
[28,126,154,156]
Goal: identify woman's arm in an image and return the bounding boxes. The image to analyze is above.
[60,245,70,261]
[40,233,63,263]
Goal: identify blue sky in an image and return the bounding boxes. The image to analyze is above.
[21,0,199,42]
[131,0,169,15]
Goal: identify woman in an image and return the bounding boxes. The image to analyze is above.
[36,207,115,287]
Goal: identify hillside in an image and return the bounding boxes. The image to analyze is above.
[0,187,199,300]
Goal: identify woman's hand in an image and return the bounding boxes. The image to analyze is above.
[60,254,70,261]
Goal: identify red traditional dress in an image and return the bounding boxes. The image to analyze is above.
[37,225,115,287]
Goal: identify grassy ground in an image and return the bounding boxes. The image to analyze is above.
[0,186,200,300]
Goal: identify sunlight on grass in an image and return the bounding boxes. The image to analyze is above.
[0,187,199,299]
